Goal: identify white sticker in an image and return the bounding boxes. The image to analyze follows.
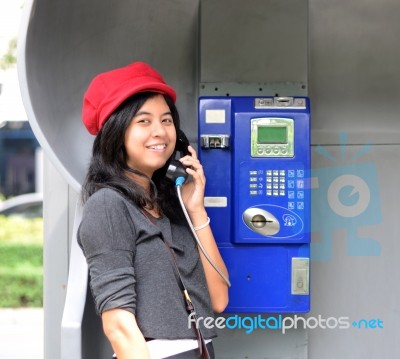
[204,197,228,207]
[205,109,226,124]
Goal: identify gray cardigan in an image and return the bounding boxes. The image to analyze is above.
[78,188,217,340]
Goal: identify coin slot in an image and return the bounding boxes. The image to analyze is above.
[251,214,273,228]
[243,207,280,236]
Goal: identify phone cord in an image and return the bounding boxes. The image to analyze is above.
[175,183,231,287]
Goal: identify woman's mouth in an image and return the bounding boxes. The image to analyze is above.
[147,144,167,150]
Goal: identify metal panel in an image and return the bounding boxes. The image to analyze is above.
[309,0,400,144]
[309,143,400,359]
[43,156,69,359]
[200,0,308,86]
[214,326,307,359]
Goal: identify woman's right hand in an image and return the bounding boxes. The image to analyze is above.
[102,309,150,359]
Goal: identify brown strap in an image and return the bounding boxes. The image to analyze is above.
[161,240,210,359]
[141,210,211,359]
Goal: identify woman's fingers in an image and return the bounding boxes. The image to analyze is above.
[180,158,205,184]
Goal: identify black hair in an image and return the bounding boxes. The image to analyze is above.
[81,92,184,222]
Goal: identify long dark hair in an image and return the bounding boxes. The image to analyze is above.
[81,92,184,222]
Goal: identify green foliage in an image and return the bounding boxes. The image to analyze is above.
[0,218,43,307]
[0,266,43,307]
[0,215,43,244]
[0,242,43,268]
[0,37,17,70]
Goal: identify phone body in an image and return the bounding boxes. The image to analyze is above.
[198,96,311,313]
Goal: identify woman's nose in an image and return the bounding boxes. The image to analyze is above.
[151,120,167,136]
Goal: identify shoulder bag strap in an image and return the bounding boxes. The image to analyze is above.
[141,210,211,359]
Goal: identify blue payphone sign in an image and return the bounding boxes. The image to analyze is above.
[199,96,311,313]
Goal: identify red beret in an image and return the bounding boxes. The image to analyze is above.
[82,62,177,135]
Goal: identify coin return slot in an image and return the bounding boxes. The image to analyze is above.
[200,134,230,149]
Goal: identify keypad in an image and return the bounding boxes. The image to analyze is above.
[247,168,305,210]
[266,170,286,196]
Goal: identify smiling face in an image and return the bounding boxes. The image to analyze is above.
[124,94,177,177]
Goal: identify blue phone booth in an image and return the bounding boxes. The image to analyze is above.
[199,96,311,313]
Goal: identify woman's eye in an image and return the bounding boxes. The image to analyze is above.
[163,118,174,124]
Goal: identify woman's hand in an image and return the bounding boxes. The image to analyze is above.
[178,145,207,217]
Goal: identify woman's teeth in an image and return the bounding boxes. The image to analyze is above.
[148,144,167,150]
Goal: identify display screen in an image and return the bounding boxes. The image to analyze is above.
[257,126,287,144]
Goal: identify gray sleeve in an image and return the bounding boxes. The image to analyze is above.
[78,189,137,315]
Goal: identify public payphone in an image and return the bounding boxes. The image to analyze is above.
[199,96,311,313]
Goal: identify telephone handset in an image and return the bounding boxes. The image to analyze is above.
[166,129,190,183]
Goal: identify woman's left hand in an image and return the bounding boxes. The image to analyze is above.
[179,145,206,215]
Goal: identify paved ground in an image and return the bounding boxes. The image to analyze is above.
[0,308,43,359]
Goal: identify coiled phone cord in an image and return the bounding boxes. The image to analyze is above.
[175,177,231,287]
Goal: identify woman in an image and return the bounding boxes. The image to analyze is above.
[78,62,229,359]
